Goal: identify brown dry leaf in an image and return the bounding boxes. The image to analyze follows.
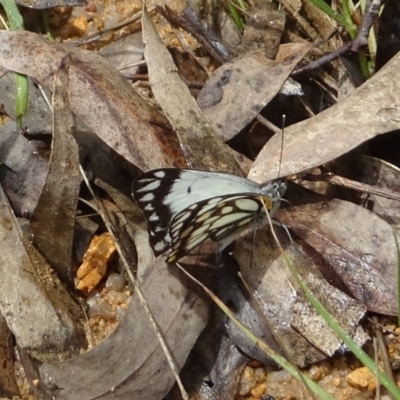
[99,32,145,76]
[39,261,209,400]
[76,232,117,294]
[236,2,286,59]
[235,228,367,367]
[249,51,400,183]
[198,43,312,142]
[349,155,400,229]
[0,76,55,224]
[93,178,154,280]
[169,48,209,98]
[30,55,81,285]
[0,30,185,171]
[217,262,282,367]
[195,332,249,400]
[74,217,99,262]
[141,6,243,174]
[0,120,49,216]
[67,179,208,400]
[0,73,52,134]
[0,184,86,362]
[278,199,398,315]
[165,285,249,400]
[0,314,18,397]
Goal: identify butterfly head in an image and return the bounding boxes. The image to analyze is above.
[259,180,287,215]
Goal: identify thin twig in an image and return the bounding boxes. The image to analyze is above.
[66,7,155,47]
[256,114,281,133]
[373,337,381,400]
[291,42,353,78]
[302,172,400,203]
[351,0,382,52]
[372,315,394,383]
[157,5,230,64]
[79,166,189,400]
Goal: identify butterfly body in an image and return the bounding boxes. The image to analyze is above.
[133,169,286,262]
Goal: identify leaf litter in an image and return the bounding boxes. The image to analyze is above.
[30,54,81,286]
[0,1,400,399]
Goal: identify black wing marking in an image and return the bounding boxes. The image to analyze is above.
[132,169,181,255]
[132,168,284,260]
[167,194,274,263]
[132,169,267,256]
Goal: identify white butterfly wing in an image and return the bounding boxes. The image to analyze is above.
[135,169,262,213]
[133,169,286,260]
[167,194,269,262]
[133,169,263,254]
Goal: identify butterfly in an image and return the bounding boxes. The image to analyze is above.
[132,169,287,263]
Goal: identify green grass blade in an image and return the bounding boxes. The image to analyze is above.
[308,0,356,36]
[341,0,357,39]
[227,2,245,32]
[14,72,28,127]
[280,251,400,397]
[0,0,28,126]
[0,0,23,30]
[177,263,336,399]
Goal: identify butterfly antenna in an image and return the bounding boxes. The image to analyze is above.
[249,224,259,270]
[277,114,286,179]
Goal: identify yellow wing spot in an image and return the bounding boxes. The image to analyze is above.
[167,251,177,262]
[220,206,234,214]
[237,217,253,227]
[259,195,273,210]
[180,225,194,239]
[196,211,213,222]
[209,213,249,229]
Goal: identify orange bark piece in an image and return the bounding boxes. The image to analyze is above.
[76,232,116,294]
[346,367,377,392]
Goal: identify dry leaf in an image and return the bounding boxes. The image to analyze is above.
[0,74,52,133]
[236,2,286,59]
[39,261,209,400]
[249,51,400,183]
[278,199,398,315]
[30,55,81,285]
[349,155,400,229]
[198,43,312,141]
[0,184,86,362]
[100,32,145,76]
[235,228,367,367]
[0,314,18,397]
[0,121,48,216]
[142,6,243,174]
[0,30,184,171]
[217,261,282,366]
[94,178,154,281]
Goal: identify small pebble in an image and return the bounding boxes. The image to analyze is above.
[250,382,266,398]
[115,305,126,321]
[309,362,330,381]
[104,290,128,305]
[238,366,256,395]
[88,299,114,319]
[105,273,126,292]
[86,290,101,308]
